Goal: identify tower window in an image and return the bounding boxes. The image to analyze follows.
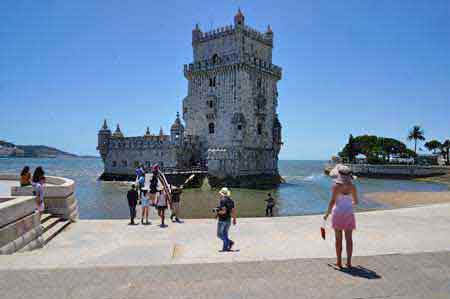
[257,78,262,89]
[257,124,263,135]
[209,123,215,134]
[212,54,219,64]
[209,77,216,87]
[237,125,242,131]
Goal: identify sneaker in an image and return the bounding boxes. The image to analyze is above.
[228,241,235,250]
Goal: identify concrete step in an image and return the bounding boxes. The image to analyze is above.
[40,213,53,225]
[41,216,60,233]
[41,219,71,245]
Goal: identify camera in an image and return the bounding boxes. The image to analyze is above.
[212,207,220,213]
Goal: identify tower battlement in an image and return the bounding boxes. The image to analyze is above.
[184,53,282,79]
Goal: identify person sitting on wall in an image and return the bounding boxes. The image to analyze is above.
[20,166,32,187]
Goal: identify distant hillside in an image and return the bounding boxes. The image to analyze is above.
[16,145,78,158]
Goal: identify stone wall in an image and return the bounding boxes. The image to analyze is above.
[0,196,43,254]
[346,164,449,178]
[4,174,79,221]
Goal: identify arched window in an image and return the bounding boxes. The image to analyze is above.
[209,123,215,134]
[257,123,263,135]
[212,54,219,64]
[209,77,216,87]
[257,78,262,89]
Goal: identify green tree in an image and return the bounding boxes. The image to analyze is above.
[424,140,442,154]
[407,125,425,155]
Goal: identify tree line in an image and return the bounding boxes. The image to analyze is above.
[339,126,449,165]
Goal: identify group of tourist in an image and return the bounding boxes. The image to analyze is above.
[17,163,358,264]
[20,166,46,216]
[127,165,182,227]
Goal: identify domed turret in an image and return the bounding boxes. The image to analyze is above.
[112,123,124,138]
[144,126,151,137]
[171,112,185,144]
[97,119,112,161]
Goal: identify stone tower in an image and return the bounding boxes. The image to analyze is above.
[183,9,283,183]
[97,119,111,162]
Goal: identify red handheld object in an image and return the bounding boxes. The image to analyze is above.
[320,226,326,240]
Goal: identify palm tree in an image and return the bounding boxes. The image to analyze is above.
[407,125,425,155]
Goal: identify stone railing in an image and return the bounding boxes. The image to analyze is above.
[1,174,79,221]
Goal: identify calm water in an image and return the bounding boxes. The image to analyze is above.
[0,158,447,219]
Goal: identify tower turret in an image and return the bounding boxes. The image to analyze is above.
[192,23,202,45]
[144,126,151,137]
[171,112,185,144]
[234,8,245,27]
[112,123,124,138]
[97,119,111,161]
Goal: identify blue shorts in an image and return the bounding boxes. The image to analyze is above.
[141,198,150,207]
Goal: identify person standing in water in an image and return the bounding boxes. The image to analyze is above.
[324,165,358,269]
[265,193,276,217]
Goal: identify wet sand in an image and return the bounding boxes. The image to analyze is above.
[416,173,450,187]
[365,191,450,208]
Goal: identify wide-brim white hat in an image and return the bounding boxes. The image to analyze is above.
[219,187,231,197]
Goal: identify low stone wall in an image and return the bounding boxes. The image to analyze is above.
[0,196,43,254]
[346,164,449,179]
[0,174,79,221]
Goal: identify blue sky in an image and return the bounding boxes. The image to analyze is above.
[1,1,449,159]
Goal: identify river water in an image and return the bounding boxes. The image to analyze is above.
[0,158,447,219]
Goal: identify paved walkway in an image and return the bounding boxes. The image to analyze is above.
[1,251,449,299]
[1,203,450,269]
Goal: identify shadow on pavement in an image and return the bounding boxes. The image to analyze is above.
[328,264,382,279]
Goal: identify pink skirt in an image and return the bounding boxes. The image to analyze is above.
[331,212,356,230]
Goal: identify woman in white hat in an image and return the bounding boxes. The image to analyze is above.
[324,165,358,269]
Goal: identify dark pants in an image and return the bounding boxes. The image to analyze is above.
[217,220,232,251]
[129,205,136,223]
[266,206,274,217]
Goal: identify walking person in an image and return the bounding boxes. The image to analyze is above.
[215,187,237,252]
[324,165,358,269]
[170,186,183,223]
[140,189,151,225]
[156,189,170,227]
[265,193,276,217]
[126,184,139,225]
[20,166,32,187]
